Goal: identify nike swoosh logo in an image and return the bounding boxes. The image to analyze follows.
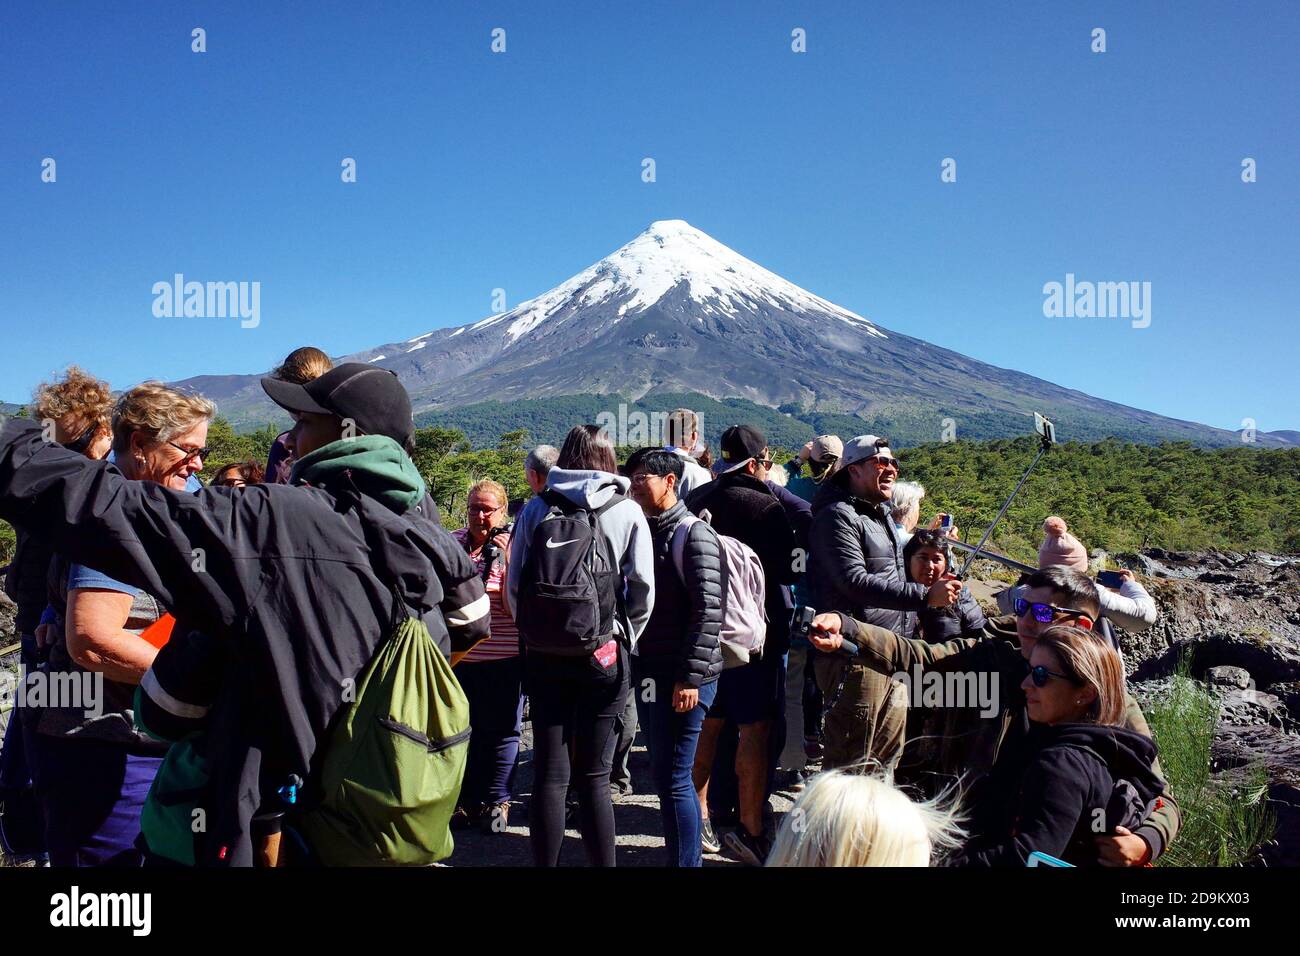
[546,537,582,549]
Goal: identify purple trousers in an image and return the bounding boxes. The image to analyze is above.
[36,736,162,867]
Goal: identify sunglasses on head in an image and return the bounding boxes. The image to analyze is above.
[1027,664,1073,688]
[62,422,101,455]
[1014,597,1094,624]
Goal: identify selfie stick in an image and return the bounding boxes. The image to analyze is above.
[956,413,1056,580]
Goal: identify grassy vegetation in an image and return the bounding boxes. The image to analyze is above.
[1145,655,1275,867]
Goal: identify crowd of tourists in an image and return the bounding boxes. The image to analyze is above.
[0,351,1175,868]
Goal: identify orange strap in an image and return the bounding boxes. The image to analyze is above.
[139,613,176,649]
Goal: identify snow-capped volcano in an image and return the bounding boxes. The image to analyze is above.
[432,219,884,347]
[178,220,1256,446]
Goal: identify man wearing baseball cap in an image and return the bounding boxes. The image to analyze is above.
[807,434,962,772]
[782,434,843,504]
[0,362,489,865]
[684,425,801,866]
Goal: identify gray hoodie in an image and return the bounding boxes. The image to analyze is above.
[506,468,655,648]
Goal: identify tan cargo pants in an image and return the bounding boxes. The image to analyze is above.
[813,654,908,773]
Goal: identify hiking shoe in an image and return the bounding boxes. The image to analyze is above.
[804,736,822,760]
[610,783,634,803]
[724,828,771,867]
[449,806,476,830]
[775,768,809,793]
[700,819,723,854]
[480,802,511,835]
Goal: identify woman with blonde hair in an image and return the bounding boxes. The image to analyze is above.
[953,625,1164,867]
[0,367,115,862]
[767,769,964,867]
[451,477,524,833]
[34,381,215,866]
[265,346,333,483]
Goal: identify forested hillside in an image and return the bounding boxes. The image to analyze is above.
[3,422,1296,564]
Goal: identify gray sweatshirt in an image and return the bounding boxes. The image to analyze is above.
[506,468,655,648]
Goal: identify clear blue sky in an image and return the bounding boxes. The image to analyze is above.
[2,1,1296,432]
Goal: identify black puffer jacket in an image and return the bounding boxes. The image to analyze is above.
[809,479,927,636]
[686,469,799,654]
[954,722,1164,868]
[915,587,986,643]
[636,501,724,687]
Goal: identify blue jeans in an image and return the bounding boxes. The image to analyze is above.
[455,656,524,808]
[632,659,718,868]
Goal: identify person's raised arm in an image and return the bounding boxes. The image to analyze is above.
[0,418,255,634]
[810,612,981,676]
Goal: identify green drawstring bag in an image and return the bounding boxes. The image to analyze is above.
[297,609,471,866]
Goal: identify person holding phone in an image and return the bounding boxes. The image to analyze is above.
[1035,516,1159,633]
[807,435,962,774]
[805,566,1181,866]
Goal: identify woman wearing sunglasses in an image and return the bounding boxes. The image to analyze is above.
[950,625,1164,867]
[34,381,215,866]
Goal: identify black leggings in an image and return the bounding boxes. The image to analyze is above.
[526,645,629,867]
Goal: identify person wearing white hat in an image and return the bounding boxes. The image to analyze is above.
[808,435,962,772]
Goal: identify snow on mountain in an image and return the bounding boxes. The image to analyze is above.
[172,219,1274,447]
[467,219,886,346]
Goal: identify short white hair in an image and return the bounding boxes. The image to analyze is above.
[525,444,559,477]
[889,480,926,524]
[766,769,964,868]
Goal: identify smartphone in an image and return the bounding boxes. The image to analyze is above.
[1026,850,1074,868]
[940,513,954,532]
[1033,412,1057,445]
[1096,570,1125,589]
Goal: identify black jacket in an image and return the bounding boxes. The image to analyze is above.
[0,419,489,866]
[637,501,724,688]
[915,587,986,643]
[839,613,1182,862]
[954,722,1164,867]
[809,479,927,636]
[4,527,53,642]
[686,469,798,654]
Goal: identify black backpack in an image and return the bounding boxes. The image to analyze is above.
[518,490,624,656]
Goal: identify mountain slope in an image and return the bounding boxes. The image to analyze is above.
[176,220,1276,446]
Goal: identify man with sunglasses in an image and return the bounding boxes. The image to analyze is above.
[804,565,1181,866]
[807,434,963,772]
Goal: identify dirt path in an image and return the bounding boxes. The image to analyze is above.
[446,718,801,867]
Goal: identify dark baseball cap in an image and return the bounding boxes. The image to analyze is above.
[720,424,768,465]
[261,362,415,448]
